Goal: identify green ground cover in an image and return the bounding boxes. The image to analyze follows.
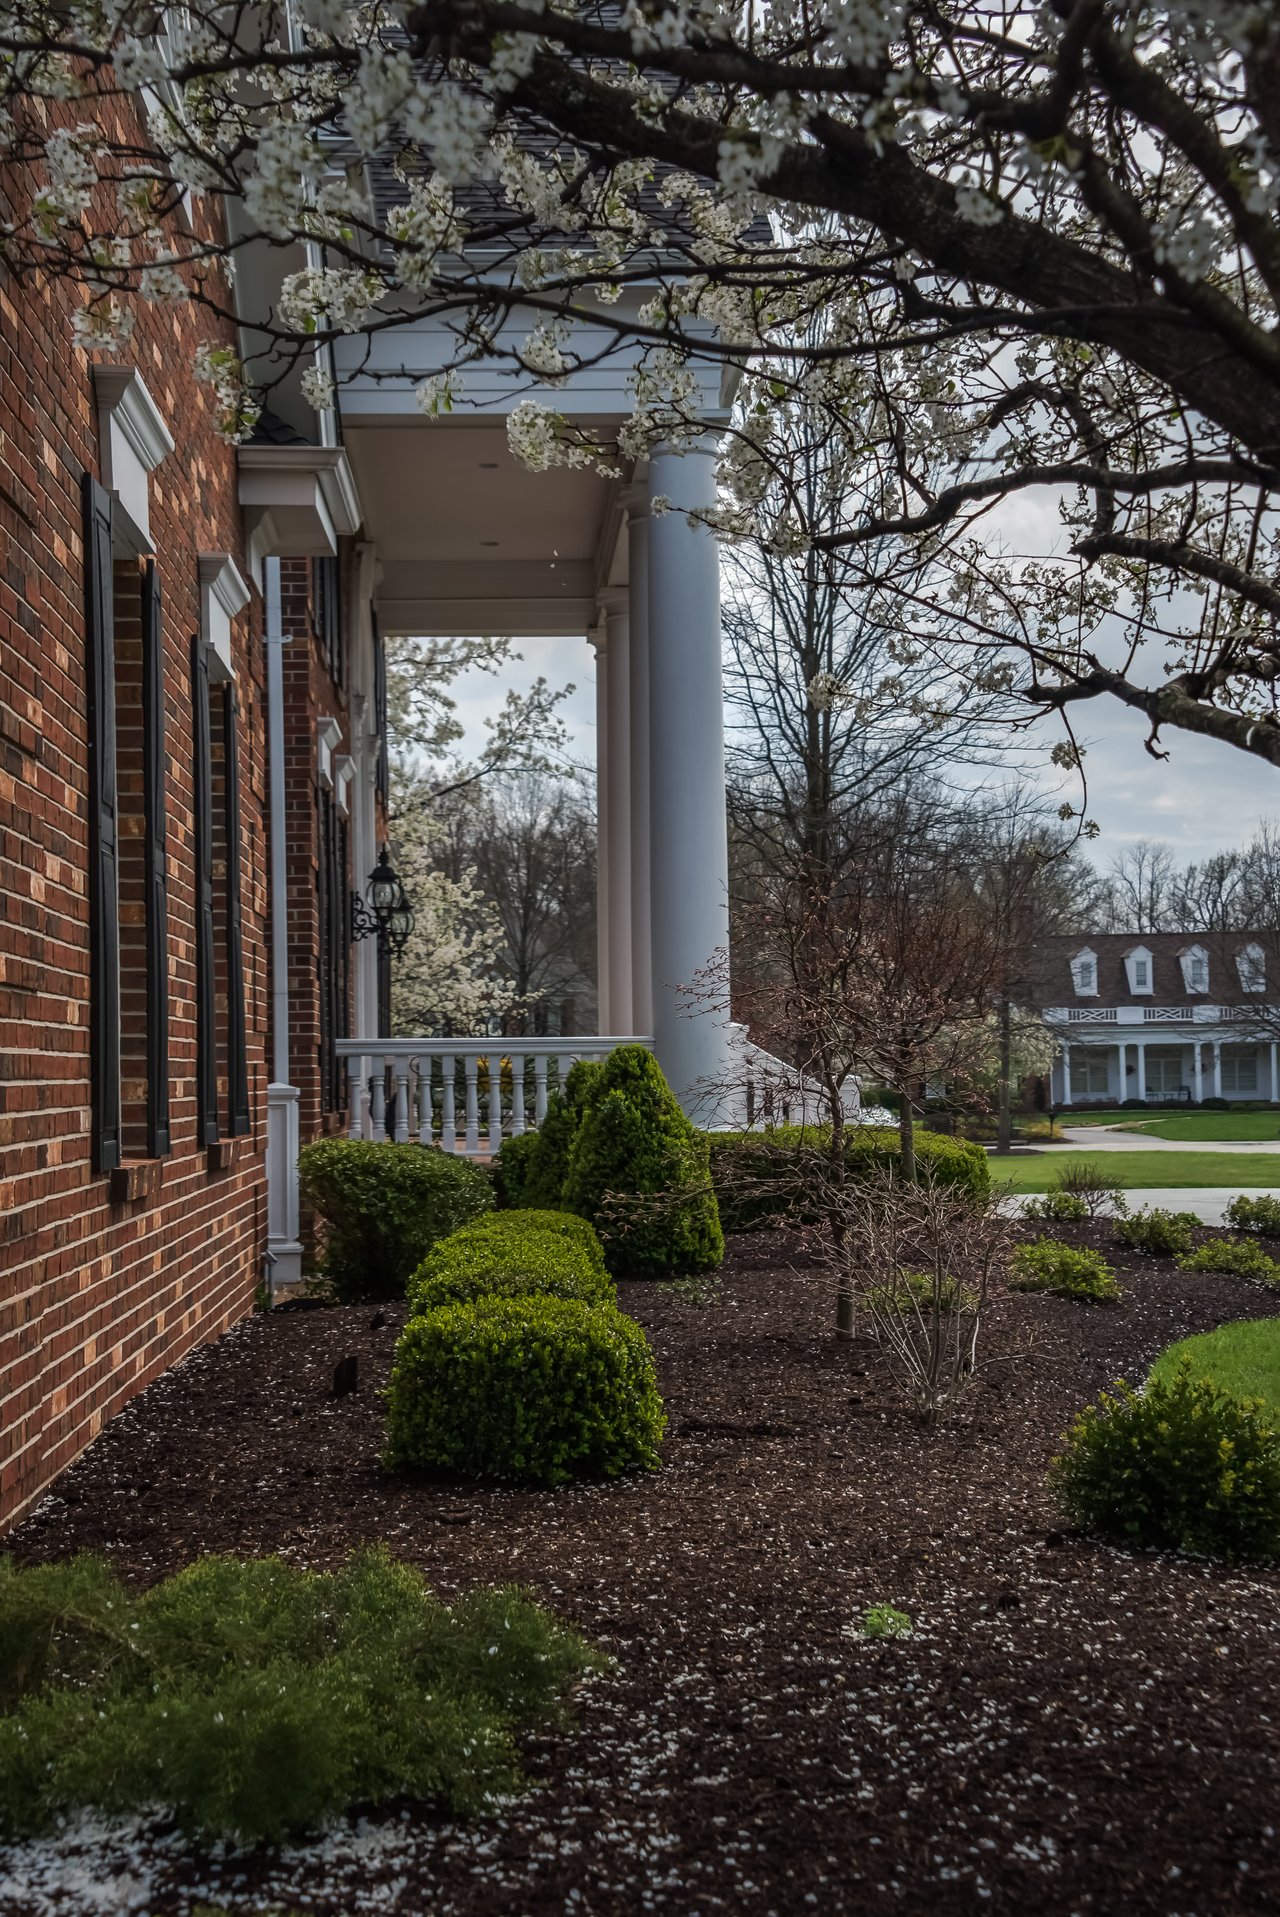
[1063,1110,1280,1142]
[1150,1320,1280,1419]
[990,1151,1280,1191]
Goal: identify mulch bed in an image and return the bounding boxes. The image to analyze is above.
[3,1224,1280,1915]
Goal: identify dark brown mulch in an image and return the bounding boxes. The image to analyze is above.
[3,1226,1280,1916]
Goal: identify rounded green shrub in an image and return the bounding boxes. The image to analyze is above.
[445,1209,609,1279]
[1225,1194,1280,1238]
[1009,1238,1120,1303]
[407,1221,615,1315]
[506,1061,604,1211]
[1114,1207,1199,1256]
[494,1130,540,1208]
[384,1296,666,1484]
[563,1047,724,1276]
[704,1123,991,1232]
[297,1140,493,1303]
[1049,1362,1280,1560]
[1178,1237,1280,1284]
[1022,1189,1089,1225]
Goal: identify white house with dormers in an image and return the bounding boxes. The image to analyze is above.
[1039,932,1280,1107]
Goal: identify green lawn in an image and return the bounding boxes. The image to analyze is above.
[1065,1110,1280,1143]
[990,1150,1280,1191]
[1150,1320,1280,1418]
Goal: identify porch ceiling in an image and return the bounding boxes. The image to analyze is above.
[341,419,623,637]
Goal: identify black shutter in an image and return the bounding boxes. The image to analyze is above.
[191,634,219,1146]
[141,561,171,1156]
[222,686,250,1135]
[318,786,332,1109]
[82,473,121,1174]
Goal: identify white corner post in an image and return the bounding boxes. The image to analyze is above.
[647,436,733,1119]
[1212,1039,1223,1100]
[1135,1040,1147,1103]
[1116,1040,1126,1100]
[264,557,303,1289]
[1060,1040,1072,1107]
[1271,1042,1278,1105]
[350,542,381,1043]
[623,479,653,1037]
[600,588,634,1033]
[590,622,611,1033]
[1193,1041,1203,1104]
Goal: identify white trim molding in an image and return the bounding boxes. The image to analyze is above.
[317,715,343,790]
[198,552,250,683]
[238,443,362,578]
[93,365,176,551]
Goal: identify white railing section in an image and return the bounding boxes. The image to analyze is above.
[335,1037,653,1154]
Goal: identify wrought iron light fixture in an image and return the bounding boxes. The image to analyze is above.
[351,844,414,959]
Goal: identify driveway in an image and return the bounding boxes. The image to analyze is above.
[1042,1124,1280,1155]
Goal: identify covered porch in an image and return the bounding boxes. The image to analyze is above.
[1052,1031,1280,1107]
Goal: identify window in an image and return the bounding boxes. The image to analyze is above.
[1124,945,1154,995]
[317,785,350,1114]
[1145,1048,1186,1097]
[312,555,343,689]
[1070,1051,1110,1096]
[372,607,389,808]
[1070,948,1097,997]
[1222,1049,1260,1095]
[1179,945,1209,994]
[82,475,171,1173]
[1238,944,1266,993]
[192,639,250,1144]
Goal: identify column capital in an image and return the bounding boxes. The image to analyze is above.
[621,476,650,518]
[599,585,630,621]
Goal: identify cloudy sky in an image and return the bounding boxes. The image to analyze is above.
[445,625,1267,872]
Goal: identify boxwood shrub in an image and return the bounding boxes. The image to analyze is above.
[494,1130,540,1208]
[1224,1194,1280,1238]
[504,1061,604,1211]
[446,1209,609,1279]
[384,1295,666,1484]
[1009,1239,1120,1303]
[407,1217,615,1316]
[703,1124,991,1233]
[1178,1237,1280,1285]
[1049,1362,1280,1560]
[563,1047,723,1276]
[1114,1207,1199,1256]
[297,1140,493,1303]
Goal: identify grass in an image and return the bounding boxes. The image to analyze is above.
[1064,1109,1280,1142]
[1150,1319,1280,1420]
[990,1150,1280,1191]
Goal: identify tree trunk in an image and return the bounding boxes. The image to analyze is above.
[829,1099,854,1339]
[899,1097,916,1182]
[996,992,1013,1155]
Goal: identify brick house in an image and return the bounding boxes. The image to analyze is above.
[1037,932,1280,1107]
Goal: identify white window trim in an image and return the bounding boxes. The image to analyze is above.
[1124,944,1154,996]
[93,365,175,552]
[317,716,343,790]
[1070,947,1098,997]
[1179,943,1210,995]
[1237,943,1266,994]
[198,553,250,684]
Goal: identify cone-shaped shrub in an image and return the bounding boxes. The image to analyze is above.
[384,1295,666,1484]
[562,1046,723,1276]
[504,1060,604,1210]
[406,1218,615,1316]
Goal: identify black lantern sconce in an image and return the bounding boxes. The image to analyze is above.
[351,844,414,960]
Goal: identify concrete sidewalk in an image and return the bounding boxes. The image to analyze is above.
[1037,1125,1280,1155]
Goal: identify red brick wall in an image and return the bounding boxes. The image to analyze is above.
[0,134,270,1529]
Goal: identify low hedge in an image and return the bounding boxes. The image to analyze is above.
[1009,1239,1120,1304]
[446,1210,609,1279]
[407,1217,615,1316]
[297,1140,493,1303]
[1225,1194,1280,1238]
[384,1296,666,1484]
[1114,1208,1199,1256]
[703,1124,992,1232]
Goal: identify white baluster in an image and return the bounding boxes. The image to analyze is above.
[534,1054,549,1126]
[488,1054,502,1156]
[464,1053,480,1155]
[416,1056,432,1145]
[392,1058,410,1143]
[441,1054,456,1152]
[511,1054,526,1136]
[558,1052,573,1099]
[346,1056,365,1138]
[370,1063,387,1141]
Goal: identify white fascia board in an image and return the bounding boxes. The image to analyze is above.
[198,552,251,683]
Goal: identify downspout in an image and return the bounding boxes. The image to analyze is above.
[264,556,304,1289]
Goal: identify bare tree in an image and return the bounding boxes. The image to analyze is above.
[1098,842,1178,935]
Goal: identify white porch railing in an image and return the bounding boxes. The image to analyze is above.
[335,1037,652,1154]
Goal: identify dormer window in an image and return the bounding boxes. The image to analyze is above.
[1238,943,1266,993]
[1179,944,1209,995]
[1070,947,1098,997]
[1124,945,1154,996]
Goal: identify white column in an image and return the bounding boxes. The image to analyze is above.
[623,479,653,1036]
[1193,1041,1203,1103]
[647,436,732,1119]
[1136,1041,1147,1103]
[1116,1040,1126,1102]
[590,624,610,1034]
[1060,1041,1073,1107]
[1271,1042,1278,1105]
[1212,1040,1223,1099]
[600,589,633,1033]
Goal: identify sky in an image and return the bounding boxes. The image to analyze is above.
[441,628,1265,871]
